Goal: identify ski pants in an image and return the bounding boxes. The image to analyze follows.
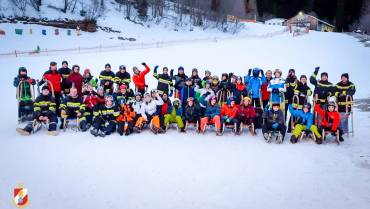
[292,124,321,138]
[262,122,286,140]
[92,117,116,135]
[200,115,221,132]
[164,114,184,129]
[117,121,134,135]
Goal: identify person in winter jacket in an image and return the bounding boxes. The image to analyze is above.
[261,70,272,108]
[172,66,188,99]
[134,92,164,134]
[16,86,58,136]
[190,68,202,87]
[335,73,356,113]
[236,97,256,133]
[67,65,83,96]
[201,70,212,87]
[194,81,215,117]
[314,102,344,142]
[153,66,173,96]
[115,65,131,87]
[262,103,286,143]
[133,62,150,95]
[217,73,232,106]
[310,67,334,106]
[180,78,195,108]
[210,75,220,93]
[82,84,100,125]
[183,97,201,129]
[199,95,221,135]
[268,69,286,105]
[116,102,136,136]
[113,84,135,106]
[164,98,185,132]
[220,96,239,129]
[245,68,266,108]
[82,68,98,89]
[60,87,89,132]
[14,67,36,122]
[285,69,298,119]
[230,76,248,105]
[58,60,71,95]
[289,103,322,144]
[99,63,115,95]
[90,95,120,137]
[40,61,62,116]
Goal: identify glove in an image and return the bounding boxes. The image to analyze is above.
[141,62,146,66]
[248,69,252,76]
[226,118,231,123]
[154,65,158,73]
[260,69,264,75]
[314,67,320,74]
[272,123,279,129]
[170,69,174,76]
[272,88,279,94]
[204,91,211,96]
[27,78,35,85]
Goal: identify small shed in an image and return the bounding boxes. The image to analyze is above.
[265,18,287,26]
[284,12,335,32]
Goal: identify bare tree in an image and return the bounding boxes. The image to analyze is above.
[29,0,42,12]
[11,0,27,15]
[359,0,370,33]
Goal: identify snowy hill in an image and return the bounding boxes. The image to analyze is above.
[1,9,370,209]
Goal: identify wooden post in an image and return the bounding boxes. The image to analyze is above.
[15,50,17,57]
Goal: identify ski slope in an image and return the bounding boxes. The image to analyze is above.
[0,22,370,209]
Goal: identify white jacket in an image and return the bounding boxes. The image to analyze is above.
[141,96,164,120]
[132,100,143,115]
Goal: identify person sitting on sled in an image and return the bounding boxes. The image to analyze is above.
[16,86,58,136]
[183,97,201,131]
[116,101,136,136]
[220,96,239,132]
[60,87,89,132]
[134,92,164,134]
[314,101,344,142]
[90,95,120,137]
[236,97,256,134]
[288,103,322,144]
[199,95,222,135]
[14,67,36,122]
[164,98,185,132]
[262,103,286,143]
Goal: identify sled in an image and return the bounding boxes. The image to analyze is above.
[290,95,300,131]
[221,122,238,135]
[216,89,232,106]
[184,121,200,133]
[238,122,256,136]
[37,79,55,97]
[16,80,36,124]
[200,122,222,136]
[299,131,316,142]
[263,131,283,144]
[322,129,340,145]
[62,117,80,132]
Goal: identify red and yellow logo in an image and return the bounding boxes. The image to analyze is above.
[13,184,29,208]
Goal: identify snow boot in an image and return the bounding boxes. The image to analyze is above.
[16,128,31,136]
[263,133,271,143]
[48,131,59,136]
[90,128,99,137]
[316,137,323,144]
[133,126,141,133]
[98,131,106,138]
[290,135,298,144]
[180,128,186,133]
[276,134,283,144]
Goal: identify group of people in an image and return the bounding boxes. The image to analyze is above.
[14,61,356,144]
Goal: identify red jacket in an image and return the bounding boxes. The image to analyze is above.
[261,80,271,101]
[314,104,340,131]
[43,69,62,93]
[84,93,99,109]
[133,65,150,90]
[237,104,256,119]
[221,104,239,118]
[67,72,83,96]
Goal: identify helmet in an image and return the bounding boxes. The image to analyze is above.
[119,65,126,70]
[173,98,181,105]
[327,101,336,109]
[135,92,142,97]
[144,92,151,98]
[226,96,235,105]
[105,95,114,102]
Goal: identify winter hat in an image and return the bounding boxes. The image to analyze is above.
[135,92,142,97]
[144,92,151,98]
[173,98,181,106]
[41,85,49,91]
[272,103,280,107]
[252,68,260,76]
[226,96,235,105]
[62,60,68,66]
[303,103,311,111]
[105,63,111,68]
[119,84,127,90]
[119,65,126,70]
[288,69,295,74]
[192,68,198,73]
[209,96,217,102]
[84,68,91,75]
[341,73,349,80]
[18,67,27,74]
[178,66,184,71]
[321,72,328,78]
[327,101,336,110]
[50,61,57,66]
[300,75,307,80]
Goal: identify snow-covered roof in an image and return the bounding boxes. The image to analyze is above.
[265,18,287,25]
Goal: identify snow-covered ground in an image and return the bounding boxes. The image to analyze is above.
[0,15,370,209]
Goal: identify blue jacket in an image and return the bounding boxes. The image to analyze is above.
[167,105,183,116]
[268,78,286,104]
[244,75,266,99]
[288,105,313,129]
[181,85,195,105]
[200,95,220,118]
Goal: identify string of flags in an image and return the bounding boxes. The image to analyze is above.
[0,27,82,36]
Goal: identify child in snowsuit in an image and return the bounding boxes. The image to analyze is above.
[135,92,164,134]
[236,97,256,133]
[310,67,334,106]
[261,70,272,108]
[58,61,71,95]
[289,103,322,144]
[200,95,221,135]
[314,102,344,142]
[181,78,195,109]
[14,67,36,122]
[164,98,185,132]
[268,69,286,106]
[183,97,201,130]
[220,96,239,129]
[116,103,136,136]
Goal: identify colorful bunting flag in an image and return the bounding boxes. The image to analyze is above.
[42,29,46,35]
[15,29,23,35]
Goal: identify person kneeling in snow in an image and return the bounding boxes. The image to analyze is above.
[16,86,58,136]
[199,95,221,135]
[164,98,185,132]
[314,101,344,142]
[262,103,286,143]
[60,87,89,132]
[90,95,120,137]
[289,103,322,144]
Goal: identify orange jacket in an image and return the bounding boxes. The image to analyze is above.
[314,104,340,131]
[116,104,136,122]
[133,65,150,90]
[221,104,239,118]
